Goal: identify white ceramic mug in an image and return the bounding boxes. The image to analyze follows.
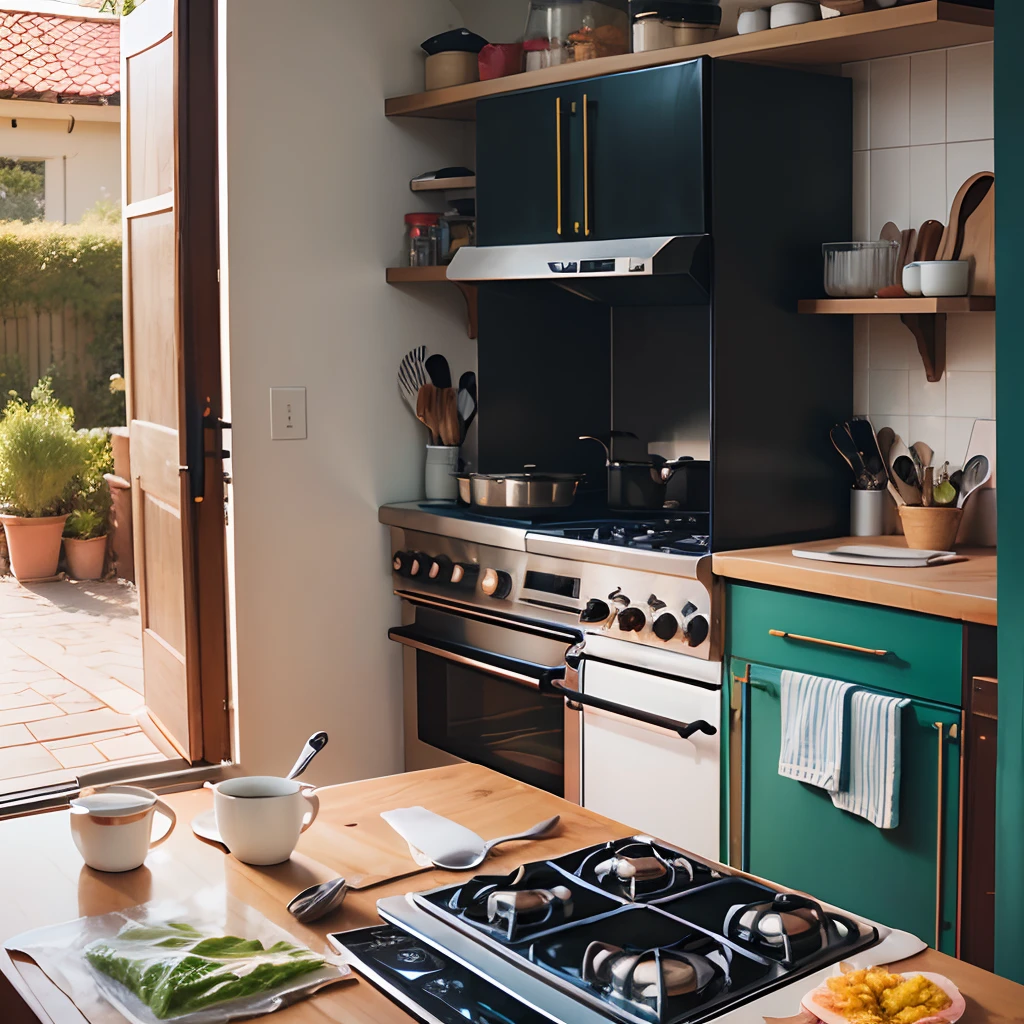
[212,776,319,865]
[70,785,177,872]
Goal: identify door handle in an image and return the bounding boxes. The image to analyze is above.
[556,96,563,236]
[548,679,717,740]
[583,92,590,237]
[768,629,889,658]
[934,720,947,950]
[387,626,565,692]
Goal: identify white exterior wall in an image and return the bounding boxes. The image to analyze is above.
[0,109,120,223]
[218,0,475,785]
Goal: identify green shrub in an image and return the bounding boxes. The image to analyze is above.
[0,378,85,517]
[0,213,124,428]
[65,428,113,537]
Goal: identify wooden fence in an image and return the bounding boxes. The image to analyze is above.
[0,305,95,399]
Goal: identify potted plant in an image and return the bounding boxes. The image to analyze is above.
[0,379,85,580]
[63,430,113,581]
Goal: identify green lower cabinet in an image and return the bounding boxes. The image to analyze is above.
[739,660,961,954]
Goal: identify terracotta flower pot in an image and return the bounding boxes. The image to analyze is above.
[898,505,963,551]
[64,534,108,581]
[0,514,69,581]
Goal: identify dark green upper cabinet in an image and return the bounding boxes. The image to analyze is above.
[476,82,569,247]
[574,61,706,242]
[476,60,707,248]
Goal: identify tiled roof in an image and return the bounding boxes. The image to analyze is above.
[0,10,119,100]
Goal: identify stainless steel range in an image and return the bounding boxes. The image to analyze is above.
[381,502,724,861]
[328,835,881,1024]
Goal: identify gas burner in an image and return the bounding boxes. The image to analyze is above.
[564,837,720,902]
[430,862,618,943]
[723,892,855,967]
[581,941,720,1019]
[541,516,710,554]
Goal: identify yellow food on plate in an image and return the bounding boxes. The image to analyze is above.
[818,967,952,1024]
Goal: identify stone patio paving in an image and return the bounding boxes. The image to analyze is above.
[0,577,166,796]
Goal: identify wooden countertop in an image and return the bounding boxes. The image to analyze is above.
[713,536,997,626]
[1,764,1019,1023]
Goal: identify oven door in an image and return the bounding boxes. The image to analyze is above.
[388,604,577,797]
[554,641,722,859]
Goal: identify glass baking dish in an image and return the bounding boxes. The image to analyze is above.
[822,241,899,298]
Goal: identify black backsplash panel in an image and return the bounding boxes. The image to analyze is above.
[475,282,610,489]
[611,305,711,464]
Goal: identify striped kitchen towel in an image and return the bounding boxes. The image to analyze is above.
[778,670,855,792]
[832,688,911,829]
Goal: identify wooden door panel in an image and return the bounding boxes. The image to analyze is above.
[127,36,174,204]
[141,630,189,757]
[122,0,201,760]
[128,213,177,429]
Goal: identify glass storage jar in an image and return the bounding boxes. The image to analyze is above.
[406,213,441,267]
[523,0,629,66]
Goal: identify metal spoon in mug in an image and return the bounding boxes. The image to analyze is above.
[431,815,561,871]
[957,454,991,509]
[287,731,329,781]
[287,876,349,924]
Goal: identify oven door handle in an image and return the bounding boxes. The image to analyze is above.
[548,679,717,740]
[387,626,565,692]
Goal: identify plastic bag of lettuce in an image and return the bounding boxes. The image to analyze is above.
[5,892,350,1024]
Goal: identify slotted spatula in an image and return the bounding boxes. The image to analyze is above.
[399,346,429,415]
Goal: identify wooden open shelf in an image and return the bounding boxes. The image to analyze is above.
[385,2,993,120]
[386,267,478,338]
[799,296,995,314]
[798,294,995,383]
[410,175,475,192]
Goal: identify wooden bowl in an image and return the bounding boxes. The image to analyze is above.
[898,506,963,551]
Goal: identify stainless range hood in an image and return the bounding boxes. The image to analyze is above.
[447,234,711,305]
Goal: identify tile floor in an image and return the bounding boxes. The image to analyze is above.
[0,577,166,796]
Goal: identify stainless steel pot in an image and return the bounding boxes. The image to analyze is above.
[467,472,581,509]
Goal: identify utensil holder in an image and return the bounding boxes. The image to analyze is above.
[850,488,889,537]
[898,506,963,551]
[425,445,460,501]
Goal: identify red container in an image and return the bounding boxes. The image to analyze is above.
[478,43,524,81]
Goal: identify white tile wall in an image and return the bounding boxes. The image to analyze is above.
[843,42,994,470]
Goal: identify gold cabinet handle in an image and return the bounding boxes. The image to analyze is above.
[556,97,563,236]
[583,92,590,237]
[934,721,946,951]
[768,629,888,658]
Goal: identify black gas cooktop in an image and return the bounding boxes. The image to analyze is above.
[332,836,877,1024]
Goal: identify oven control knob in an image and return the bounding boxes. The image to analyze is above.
[427,555,453,583]
[652,612,679,642]
[392,551,423,577]
[480,568,513,600]
[683,614,710,648]
[617,606,646,633]
[580,599,611,624]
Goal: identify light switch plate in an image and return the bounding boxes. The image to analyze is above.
[270,387,307,440]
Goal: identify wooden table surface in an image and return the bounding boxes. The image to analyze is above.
[1,763,1020,1023]
[712,537,997,626]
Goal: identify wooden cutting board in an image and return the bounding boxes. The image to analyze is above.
[937,172,995,294]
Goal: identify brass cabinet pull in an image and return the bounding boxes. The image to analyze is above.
[934,721,946,951]
[768,629,888,658]
[583,92,590,237]
[556,97,563,236]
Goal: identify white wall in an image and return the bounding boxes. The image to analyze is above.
[845,42,994,471]
[0,113,120,223]
[218,0,477,785]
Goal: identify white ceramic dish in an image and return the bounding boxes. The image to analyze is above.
[919,259,970,297]
[902,261,923,296]
[802,971,965,1024]
[770,1,822,28]
[737,8,771,34]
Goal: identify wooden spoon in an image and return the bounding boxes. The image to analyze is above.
[914,219,944,262]
[417,383,440,444]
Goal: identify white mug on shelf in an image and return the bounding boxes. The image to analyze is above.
[212,776,319,865]
[70,785,177,872]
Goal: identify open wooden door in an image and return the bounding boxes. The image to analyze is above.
[121,0,229,763]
